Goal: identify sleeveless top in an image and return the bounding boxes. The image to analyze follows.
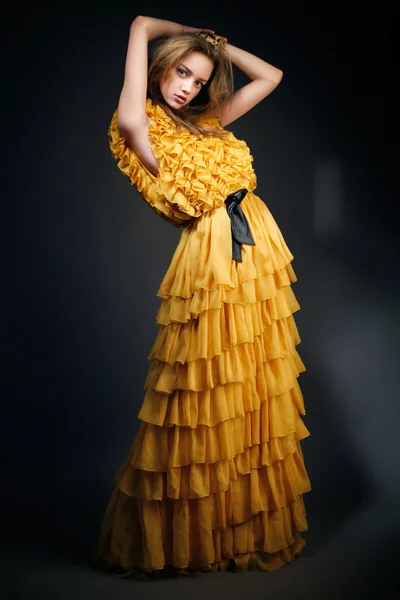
[108,98,257,227]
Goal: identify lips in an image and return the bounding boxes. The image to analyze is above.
[174,95,186,104]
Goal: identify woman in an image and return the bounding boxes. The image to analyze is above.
[94,14,312,578]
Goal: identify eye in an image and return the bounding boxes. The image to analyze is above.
[177,67,186,76]
[195,81,203,88]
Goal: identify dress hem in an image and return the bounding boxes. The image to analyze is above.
[92,533,306,579]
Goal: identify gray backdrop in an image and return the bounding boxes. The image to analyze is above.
[4,1,398,599]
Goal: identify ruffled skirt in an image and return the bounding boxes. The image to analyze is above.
[94,193,311,577]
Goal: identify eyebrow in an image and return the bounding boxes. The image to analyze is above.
[178,63,209,84]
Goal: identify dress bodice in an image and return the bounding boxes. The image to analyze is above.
[108,99,257,226]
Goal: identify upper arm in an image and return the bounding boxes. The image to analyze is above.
[218,75,283,127]
[117,16,159,176]
[117,16,149,129]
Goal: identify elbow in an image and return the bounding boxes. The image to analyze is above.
[274,69,283,85]
[132,14,145,25]
[267,69,283,93]
[130,15,146,31]
[258,69,283,95]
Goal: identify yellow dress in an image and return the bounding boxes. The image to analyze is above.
[94,99,312,577]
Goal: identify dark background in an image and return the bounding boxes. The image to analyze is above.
[4,1,399,599]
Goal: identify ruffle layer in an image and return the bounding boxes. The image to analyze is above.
[96,489,308,572]
[94,536,306,577]
[149,308,300,365]
[116,435,311,501]
[127,420,308,478]
[139,377,305,429]
[156,267,297,324]
[125,413,309,472]
[95,534,306,577]
[145,347,305,395]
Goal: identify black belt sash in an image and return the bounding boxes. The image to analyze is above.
[224,188,256,262]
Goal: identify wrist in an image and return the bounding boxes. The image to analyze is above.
[198,31,227,50]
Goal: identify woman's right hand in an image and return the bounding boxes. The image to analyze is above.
[181,25,215,35]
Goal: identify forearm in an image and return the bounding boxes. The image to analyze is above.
[132,15,184,41]
[225,43,283,84]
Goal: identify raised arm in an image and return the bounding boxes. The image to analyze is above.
[217,42,283,127]
[116,15,213,175]
[117,16,185,174]
[117,16,185,130]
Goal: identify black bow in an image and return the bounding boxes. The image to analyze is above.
[225,189,256,262]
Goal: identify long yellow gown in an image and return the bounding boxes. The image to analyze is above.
[94,99,312,576]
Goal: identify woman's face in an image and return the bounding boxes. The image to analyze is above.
[159,51,214,110]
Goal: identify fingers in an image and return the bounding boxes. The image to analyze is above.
[201,30,227,42]
[182,26,228,43]
[196,28,215,34]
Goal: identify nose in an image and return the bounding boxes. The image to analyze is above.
[181,80,192,95]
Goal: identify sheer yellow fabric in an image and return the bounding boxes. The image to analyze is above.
[95,100,311,577]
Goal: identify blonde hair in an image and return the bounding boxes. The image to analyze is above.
[147,32,234,137]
